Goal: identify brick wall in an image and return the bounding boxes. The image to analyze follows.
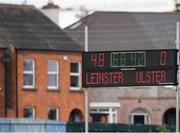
[17,50,85,121]
[118,94,176,125]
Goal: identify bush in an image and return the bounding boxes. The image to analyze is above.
[156,125,170,132]
[176,4,180,12]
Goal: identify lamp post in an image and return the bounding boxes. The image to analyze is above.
[176,21,180,133]
[85,26,89,133]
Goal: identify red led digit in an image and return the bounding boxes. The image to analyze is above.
[90,54,97,67]
[160,51,167,66]
[98,53,105,67]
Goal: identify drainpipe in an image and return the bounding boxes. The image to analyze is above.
[16,50,18,118]
[2,49,11,117]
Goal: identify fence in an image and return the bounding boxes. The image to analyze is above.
[0,118,66,132]
[66,122,176,132]
[0,118,176,132]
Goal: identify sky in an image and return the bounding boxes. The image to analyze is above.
[0,0,175,9]
[0,0,176,28]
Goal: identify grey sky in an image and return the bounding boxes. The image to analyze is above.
[0,0,46,7]
[0,0,175,10]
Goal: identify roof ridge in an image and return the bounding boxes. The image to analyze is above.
[95,11,178,14]
[0,3,35,9]
[64,12,97,30]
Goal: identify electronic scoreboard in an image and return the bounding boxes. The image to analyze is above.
[82,49,177,87]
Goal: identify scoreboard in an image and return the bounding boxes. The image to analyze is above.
[82,49,177,87]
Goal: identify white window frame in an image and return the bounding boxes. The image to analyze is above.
[23,59,35,89]
[47,60,59,89]
[48,107,59,121]
[90,107,118,123]
[130,113,149,124]
[70,61,81,91]
[24,106,35,118]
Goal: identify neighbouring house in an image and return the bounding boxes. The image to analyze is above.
[65,11,180,126]
[40,0,176,28]
[0,3,86,122]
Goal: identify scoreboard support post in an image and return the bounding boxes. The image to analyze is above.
[176,21,179,133]
[84,26,89,133]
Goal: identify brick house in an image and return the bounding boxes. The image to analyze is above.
[0,4,86,122]
[65,12,180,126]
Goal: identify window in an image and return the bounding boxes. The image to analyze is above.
[24,107,35,118]
[70,62,80,90]
[48,60,58,89]
[48,107,59,120]
[23,59,35,88]
[90,107,117,123]
[69,109,83,122]
[163,108,176,126]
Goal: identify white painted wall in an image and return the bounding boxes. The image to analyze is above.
[41,9,60,25]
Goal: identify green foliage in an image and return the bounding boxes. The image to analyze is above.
[156,125,170,132]
[176,3,180,12]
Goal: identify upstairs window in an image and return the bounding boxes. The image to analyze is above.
[48,60,58,89]
[70,62,81,90]
[23,59,35,88]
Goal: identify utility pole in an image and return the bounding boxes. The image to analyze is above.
[176,21,180,133]
[85,26,89,133]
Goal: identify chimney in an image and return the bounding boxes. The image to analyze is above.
[22,0,27,5]
[41,0,60,25]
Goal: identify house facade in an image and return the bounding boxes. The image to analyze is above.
[0,4,86,122]
[65,11,180,126]
[17,50,83,121]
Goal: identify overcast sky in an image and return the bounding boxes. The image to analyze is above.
[0,0,176,9]
[0,0,46,7]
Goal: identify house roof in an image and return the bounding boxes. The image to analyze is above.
[65,12,179,103]
[65,11,180,51]
[0,4,81,52]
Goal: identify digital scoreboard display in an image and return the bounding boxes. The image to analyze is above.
[111,52,145,67]
[82,49,177,87]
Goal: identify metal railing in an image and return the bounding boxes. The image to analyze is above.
[66,122,176,132]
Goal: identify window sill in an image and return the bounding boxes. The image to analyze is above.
[23,88,37,91]
[47,88,61,92]
[70,88,83,93]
